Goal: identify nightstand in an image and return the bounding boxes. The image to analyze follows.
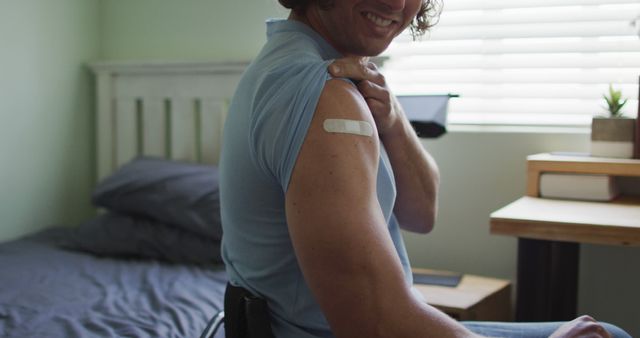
[412,268,512,321]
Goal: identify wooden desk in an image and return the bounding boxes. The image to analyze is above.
[492,196,640,246]
[490,153,640,321]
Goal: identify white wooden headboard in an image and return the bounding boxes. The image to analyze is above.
[90,61,247,181]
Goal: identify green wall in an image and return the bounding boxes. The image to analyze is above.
[99,0,287,61]
[0,0,284,243]
[0,0,100,241]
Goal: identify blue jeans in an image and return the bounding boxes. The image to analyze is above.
[210,320,632,338]
[462,321,631,338]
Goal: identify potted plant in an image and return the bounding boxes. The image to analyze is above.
[590,84,636,158]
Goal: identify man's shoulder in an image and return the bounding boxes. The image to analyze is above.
[246,54,331,112]
[315,79,373,126]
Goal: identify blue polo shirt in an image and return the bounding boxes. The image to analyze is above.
[219,19,412,338]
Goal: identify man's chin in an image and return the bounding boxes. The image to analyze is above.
[339,39,391,57]
[364,42,393,56]
[350,45,389,57]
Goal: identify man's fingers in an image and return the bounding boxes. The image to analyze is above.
[357,80,386,101]
[329,60,373,79]
[365,98,389,116]
[329,57,378,82]
[577,315,596,322]
[574,316,613,338]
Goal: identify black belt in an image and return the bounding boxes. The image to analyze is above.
[224,283,275,338]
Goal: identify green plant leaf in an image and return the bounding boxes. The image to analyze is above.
[603,84,627,117]
[619,98,628,109]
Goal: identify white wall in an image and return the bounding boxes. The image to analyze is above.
[406,129,640,335]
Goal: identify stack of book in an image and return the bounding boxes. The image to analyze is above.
[539,172,619,201]
[533,152,640,202]
[539,152,621,202]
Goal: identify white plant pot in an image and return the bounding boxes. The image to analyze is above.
[590,117,636,158]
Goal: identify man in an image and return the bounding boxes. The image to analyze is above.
[219,0,628,337]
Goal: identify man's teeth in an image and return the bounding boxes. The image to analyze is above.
[365,12,392,27]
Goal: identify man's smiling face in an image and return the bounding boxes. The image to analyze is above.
[305,0,422,56]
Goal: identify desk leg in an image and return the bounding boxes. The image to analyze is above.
[515,238,579,322]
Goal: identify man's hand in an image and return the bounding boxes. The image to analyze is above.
[549,316,613,338]
[328,57,403,137]
[328,56,439,234]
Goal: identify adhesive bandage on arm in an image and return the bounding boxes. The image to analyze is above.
[323,119,374,137]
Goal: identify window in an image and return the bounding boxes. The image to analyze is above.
[383,0,640,127]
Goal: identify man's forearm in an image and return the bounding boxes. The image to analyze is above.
[380,100,440,233]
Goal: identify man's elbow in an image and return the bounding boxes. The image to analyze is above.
[414,213,436,234]
[415,222,435,234]
[401,207,437,234]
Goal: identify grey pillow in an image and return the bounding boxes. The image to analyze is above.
[92,157,221,240]
[60,212,222,265]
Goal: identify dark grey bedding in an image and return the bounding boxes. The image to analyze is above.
[0,229,226,338]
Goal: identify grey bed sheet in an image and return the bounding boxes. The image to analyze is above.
[0,229,227,338]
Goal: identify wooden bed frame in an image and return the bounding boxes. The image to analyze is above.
[89,61,248,181]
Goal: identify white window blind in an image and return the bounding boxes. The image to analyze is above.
[383,0,640,127]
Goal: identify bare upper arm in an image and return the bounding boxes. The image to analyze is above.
[285,79,413,337]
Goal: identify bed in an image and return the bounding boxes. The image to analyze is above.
[0,61,247,338]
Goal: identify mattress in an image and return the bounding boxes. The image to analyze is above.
[0,228,226,338]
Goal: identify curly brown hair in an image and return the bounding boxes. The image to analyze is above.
[278,0,442,38]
